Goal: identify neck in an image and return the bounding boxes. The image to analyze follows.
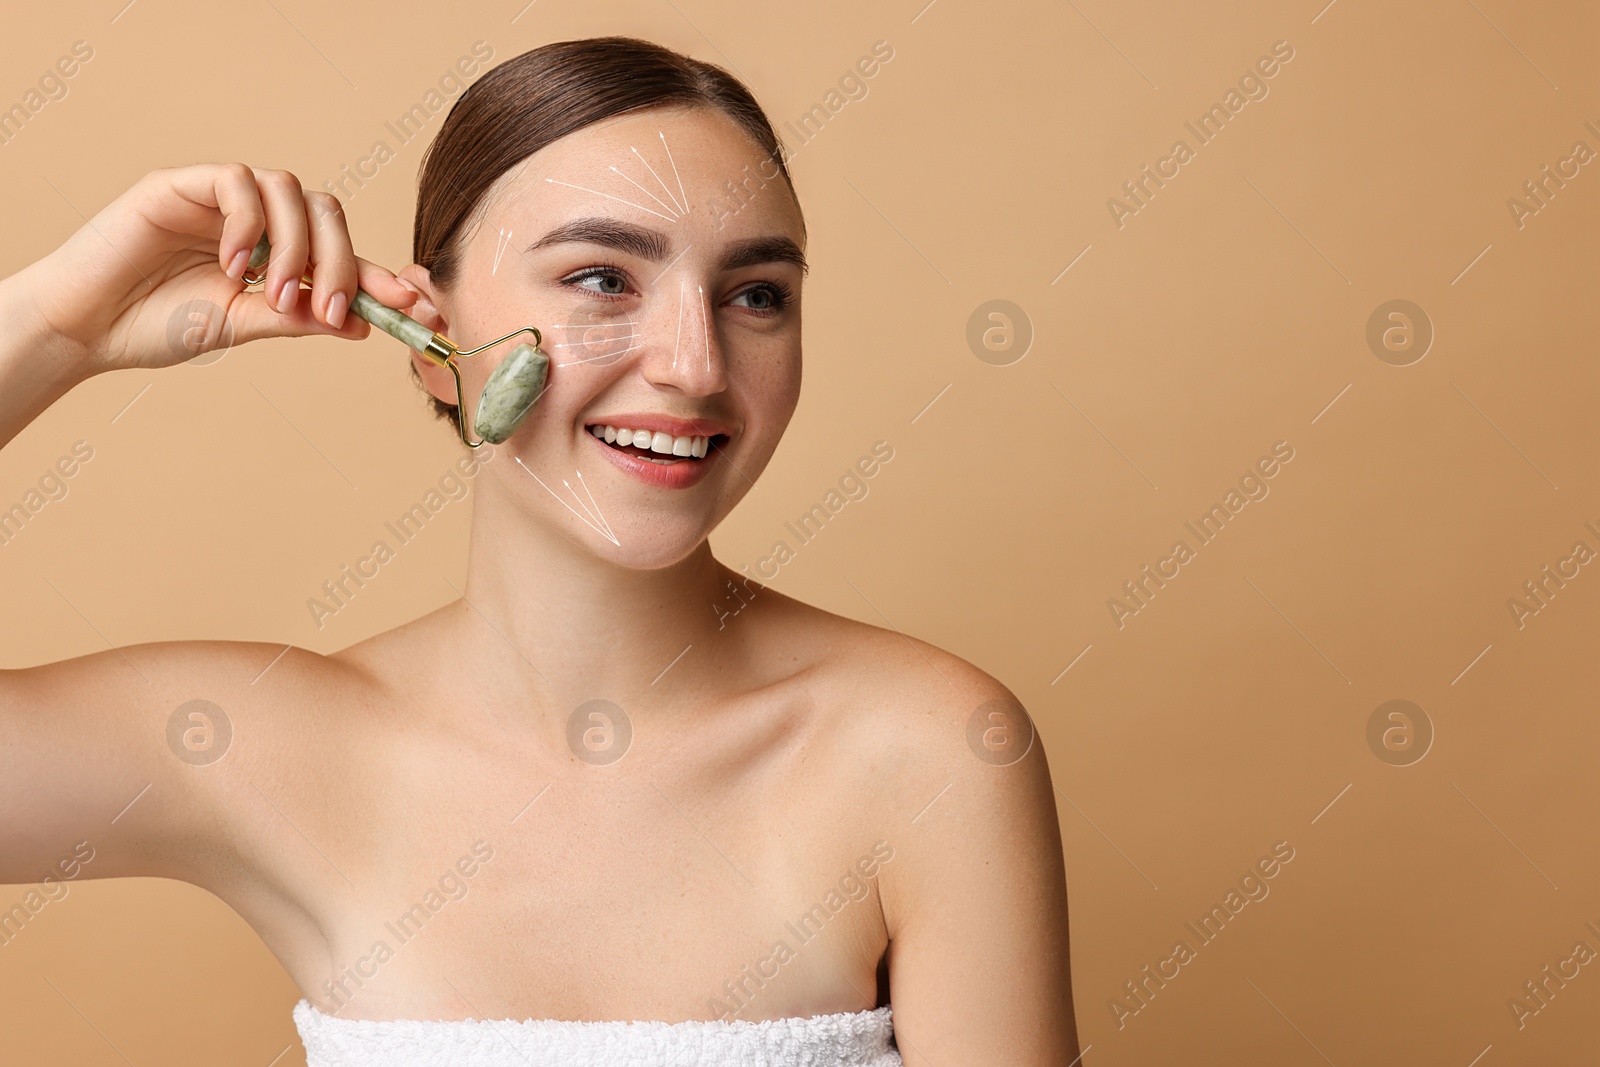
[454,486,742,714]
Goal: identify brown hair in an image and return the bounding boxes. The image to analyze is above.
[410,35,803,426]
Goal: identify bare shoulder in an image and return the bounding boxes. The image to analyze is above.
[754,586,1043,773]
[756,592,1076,1055]
[753,587,1063,922]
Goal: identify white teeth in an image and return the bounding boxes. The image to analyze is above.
[586,424,714,460]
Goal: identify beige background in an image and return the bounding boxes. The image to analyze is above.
[2,0,1597,1063]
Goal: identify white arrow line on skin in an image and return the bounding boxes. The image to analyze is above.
[611,165,680,219]
[493,228,513,275]
[660,130,689,216]
[545,178,677,223]
[673,282,685,370]
[633,144,685,215]
[515,459,621,545]
[699,284,710,372]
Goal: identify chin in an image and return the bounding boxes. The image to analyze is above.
[581,514,719,570]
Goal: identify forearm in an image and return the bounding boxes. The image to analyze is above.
[0,266,93,452]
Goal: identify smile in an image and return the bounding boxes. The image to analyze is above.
[585,423,724,464]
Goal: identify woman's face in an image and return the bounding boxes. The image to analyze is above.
[413,105,806,568]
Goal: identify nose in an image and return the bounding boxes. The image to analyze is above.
[640,280,729,397]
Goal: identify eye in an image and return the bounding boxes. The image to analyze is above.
[730,281,794,315]
[562,266,631,299]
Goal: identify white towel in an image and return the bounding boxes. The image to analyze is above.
[293,998,903,1067]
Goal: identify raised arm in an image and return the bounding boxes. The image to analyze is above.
[0,163,413,887]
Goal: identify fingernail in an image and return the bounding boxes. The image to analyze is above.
[226,249,249,280]
[277,279,299,313]
[326,291,348,329]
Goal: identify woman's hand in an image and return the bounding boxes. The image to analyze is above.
[11,162,419,376]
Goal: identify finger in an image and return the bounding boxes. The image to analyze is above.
[353,257,419,310]
[251,167,310,316]
[304,191,356,329]
[225,286,374,347]
[135,162,266,279]
[210,163,267,281]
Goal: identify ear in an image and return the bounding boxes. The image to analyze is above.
[397,264,460,408]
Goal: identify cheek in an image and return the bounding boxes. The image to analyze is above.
[780,360,802,415]
[735,343,801,429]
[550,292,639,368]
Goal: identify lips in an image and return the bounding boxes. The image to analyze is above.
[585,425,724,489]
[579,411,736,489]
[587,423,714,460]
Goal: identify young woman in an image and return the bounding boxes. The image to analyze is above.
[0,36,1077,1065]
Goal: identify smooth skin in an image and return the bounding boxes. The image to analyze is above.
[0,105,1078,1064]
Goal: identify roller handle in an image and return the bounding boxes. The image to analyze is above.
[245,234,436,354]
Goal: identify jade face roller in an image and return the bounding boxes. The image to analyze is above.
[241,234,550,448]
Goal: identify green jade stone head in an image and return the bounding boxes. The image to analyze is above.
[474,343,550,445]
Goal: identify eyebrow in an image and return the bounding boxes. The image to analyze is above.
[526,217,808,274]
